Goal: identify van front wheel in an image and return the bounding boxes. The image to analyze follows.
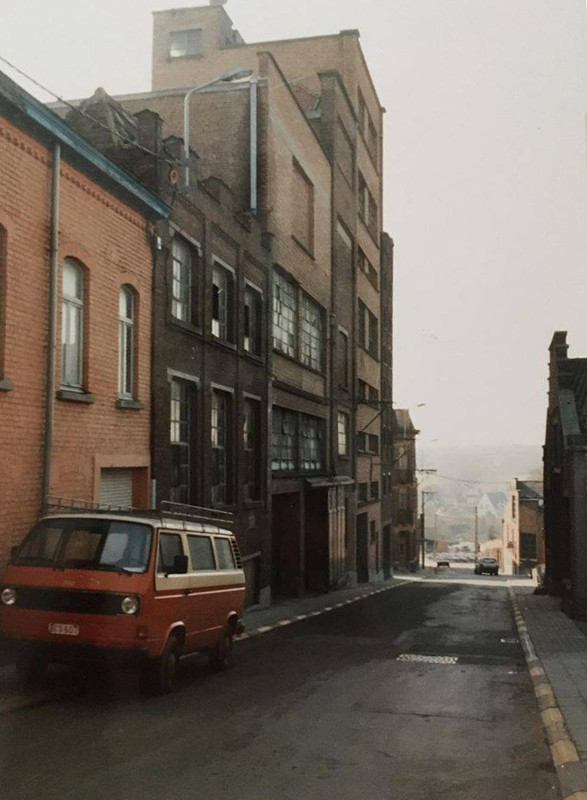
[209,628,233,672]
[140,636,180,695]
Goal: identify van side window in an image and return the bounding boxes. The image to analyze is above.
[158,533,183,574]
[188,536,215,571]
[215,538,235,570]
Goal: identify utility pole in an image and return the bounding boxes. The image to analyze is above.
[420,488,436,569]
[474,505,479,558]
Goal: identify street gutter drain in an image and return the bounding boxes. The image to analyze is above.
[397,654,459,665]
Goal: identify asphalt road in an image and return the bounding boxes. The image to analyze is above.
[0,575,558,800]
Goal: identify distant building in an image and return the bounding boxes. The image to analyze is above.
[544,331,587,618]
[502,479,544,576]
[477,491,507,542]
[391,410,419,567]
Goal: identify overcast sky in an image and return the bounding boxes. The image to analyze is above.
[2,0,586,449]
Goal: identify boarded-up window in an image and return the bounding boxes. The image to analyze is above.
[292,159,314,253]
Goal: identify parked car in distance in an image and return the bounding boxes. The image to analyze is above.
[0,501,245,695]
[436,559,450,568]
[474,557,499,576]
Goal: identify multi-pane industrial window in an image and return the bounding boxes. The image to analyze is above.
[291,158,314,254]
[337,412,349,457]
[171,236,198,325]
[300,415,323,472]
[358,301,379,359]
[370,481,380,501]
[169,28,202,58]
[118,286,135,399]
[273,272,297,358]
[357,433,379,454]
[211,390,230,504]
[272,407,297,472]
[300,294,323,371]
[243,399,261,501]
[170,379,192,504]
[244,286,263,356]
[61,259,84,389]
[358,379,379,405]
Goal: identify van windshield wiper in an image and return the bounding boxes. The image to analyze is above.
[94,564,134,576]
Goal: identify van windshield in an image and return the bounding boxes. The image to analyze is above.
[13,518,152,573]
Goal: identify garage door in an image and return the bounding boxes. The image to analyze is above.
[99,468,133,507]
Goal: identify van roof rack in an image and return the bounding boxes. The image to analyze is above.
[43,497,234,529]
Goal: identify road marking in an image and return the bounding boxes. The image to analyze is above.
[397,654,459,665]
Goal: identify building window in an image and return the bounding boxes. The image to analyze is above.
[273,271,297,358]
[244,285,263,357]
[371,481,379,501]
[358,380,379,405]
[358,301,379,359]
[300,415,323,472]
[272,407,297,472]
[300,294,324,371]
[170,379,193,503]
[212,262,234,343]
[338,412,349,457]
[118,286,135,399]
[520,533,537,560]
[211,390,230,504]
[358,248,378,289]
[338,330,349,388]
[169,28,202,58]
[358,482,369,504]
[61,259,84,389]
[337,121,355,187]
[243,398,261,501]
[291,158,314,254]
[171,236,198,325]
[358,173,378,239]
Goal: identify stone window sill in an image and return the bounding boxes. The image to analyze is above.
[56,389,95,404]
[116,398,144,411]
[0,378,13,392]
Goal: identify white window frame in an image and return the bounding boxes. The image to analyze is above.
[118,286,135,399]
[61,259,84,390]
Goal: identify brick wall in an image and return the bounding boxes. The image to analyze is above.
[0,115,154,565]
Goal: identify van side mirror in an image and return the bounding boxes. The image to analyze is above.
[172,554,188,575]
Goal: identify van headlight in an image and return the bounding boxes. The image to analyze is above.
[121,596,140,615]
[1,587,16,606]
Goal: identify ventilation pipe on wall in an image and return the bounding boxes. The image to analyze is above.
[249,77,258,214]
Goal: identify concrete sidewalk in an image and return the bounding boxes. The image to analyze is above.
[513,588,587,798]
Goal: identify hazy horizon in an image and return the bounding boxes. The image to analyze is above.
[2,0,586,450]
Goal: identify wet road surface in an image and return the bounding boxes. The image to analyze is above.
[0,576,558,800]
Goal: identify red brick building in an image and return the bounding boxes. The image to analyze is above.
[0,71,168,565]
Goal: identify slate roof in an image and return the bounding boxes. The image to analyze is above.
[516,480,543,501]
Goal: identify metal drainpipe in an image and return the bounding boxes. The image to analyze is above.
[41,143,61,514]
[249,78,258,213]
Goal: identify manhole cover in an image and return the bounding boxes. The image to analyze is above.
[396,654,459,665]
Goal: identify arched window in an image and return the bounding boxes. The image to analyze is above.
[61,259,84,389]
[118,286,135,398]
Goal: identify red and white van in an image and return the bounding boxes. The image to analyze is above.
[0,504,245,694]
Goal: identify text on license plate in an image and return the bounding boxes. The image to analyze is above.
[48,623,79,636]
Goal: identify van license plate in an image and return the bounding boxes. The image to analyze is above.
[48,623,79,636]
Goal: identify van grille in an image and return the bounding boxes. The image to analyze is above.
[9,586,132,616]
[230,538,243,569]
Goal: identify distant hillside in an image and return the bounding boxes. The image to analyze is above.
[418,443,542,507]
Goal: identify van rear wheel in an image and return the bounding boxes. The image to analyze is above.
[140,636,180,695]
[209,627,233,672]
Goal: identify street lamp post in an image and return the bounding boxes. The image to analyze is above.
[183,66,253,189]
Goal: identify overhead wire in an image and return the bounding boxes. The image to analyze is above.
[0,52,177,168]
